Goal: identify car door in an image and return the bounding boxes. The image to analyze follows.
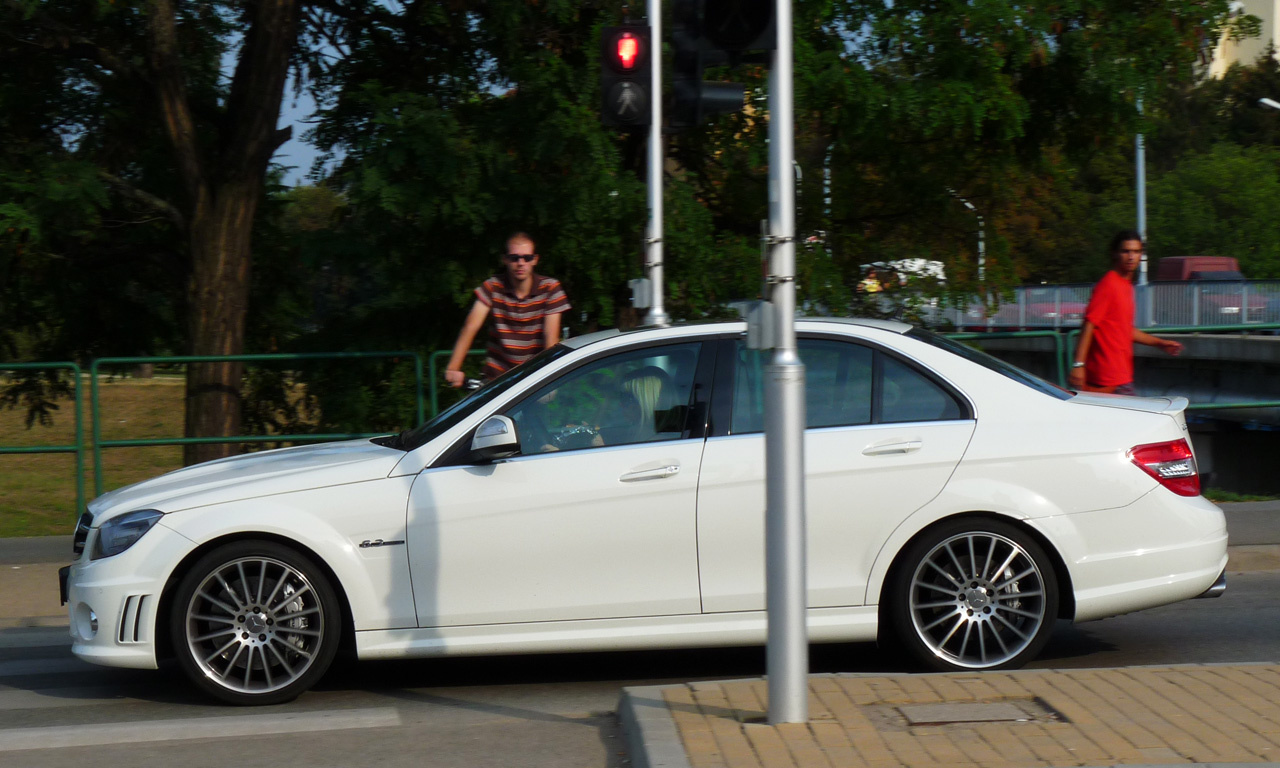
[697,335,976,613]
[406,341,711,627]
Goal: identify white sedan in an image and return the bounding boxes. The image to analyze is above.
[61,319,1227,704]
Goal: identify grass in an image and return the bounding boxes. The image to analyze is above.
[1,377,188,537]
[1203,488,1279,503]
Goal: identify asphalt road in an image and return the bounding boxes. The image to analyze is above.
[0,503,1276,766]
[1,571,1277,767]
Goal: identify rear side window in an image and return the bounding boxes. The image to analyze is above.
[730,338,964,434]
[881,355,963,423]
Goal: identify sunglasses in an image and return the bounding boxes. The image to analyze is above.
[504,253,537,263]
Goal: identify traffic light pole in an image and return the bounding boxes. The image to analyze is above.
[643,0,670,328]
[764,0,807,724]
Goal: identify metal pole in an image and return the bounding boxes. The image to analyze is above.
[1136,96,1147,287]
[977,213,985,283]
[765,0,807,725]
[643,0,669,327]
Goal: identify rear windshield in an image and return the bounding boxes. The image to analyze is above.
[906,328,1072,401]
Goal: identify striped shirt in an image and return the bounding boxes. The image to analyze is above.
[475,274,571,379]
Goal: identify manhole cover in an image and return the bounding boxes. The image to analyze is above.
[898,701,1041,726]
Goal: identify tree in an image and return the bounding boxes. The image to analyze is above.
[2,0,303,464]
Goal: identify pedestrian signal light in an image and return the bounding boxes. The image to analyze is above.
[616,34,639,70]
[600,24,652,131]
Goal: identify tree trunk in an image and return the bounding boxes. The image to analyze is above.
[145,0,299,466]
[182,181,258,465]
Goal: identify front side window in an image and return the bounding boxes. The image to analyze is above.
[730,338,964,434]
[506,343,701,455]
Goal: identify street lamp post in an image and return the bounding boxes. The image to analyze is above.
[1136,96,1147,287]
[949,190,985,283]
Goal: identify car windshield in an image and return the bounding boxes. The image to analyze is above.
[906,328,1072,401]
[389,345,575,452]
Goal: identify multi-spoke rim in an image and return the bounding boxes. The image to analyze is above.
[907,531,1047,669]
[183,556,326,695]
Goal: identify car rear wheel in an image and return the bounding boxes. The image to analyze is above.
[171,540,341,705]
[887,518,1058,671]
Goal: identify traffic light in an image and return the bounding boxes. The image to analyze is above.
[670,0,776,129]
[600,25,652,131]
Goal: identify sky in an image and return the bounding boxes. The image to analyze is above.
[274,90,323,187]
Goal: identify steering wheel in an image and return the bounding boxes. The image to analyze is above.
[549,424,601,451]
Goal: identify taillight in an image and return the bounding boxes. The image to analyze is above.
[1128,439,1200,497]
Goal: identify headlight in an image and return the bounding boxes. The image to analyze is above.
[91,509,164,560]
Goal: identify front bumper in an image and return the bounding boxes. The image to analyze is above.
[63,521,194,670]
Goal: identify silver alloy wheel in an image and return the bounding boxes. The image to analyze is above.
[906,531,1048,669]
[182,556,326,696]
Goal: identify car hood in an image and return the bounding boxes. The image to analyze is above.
[89,439,404,520]
[1070,392,1188,415]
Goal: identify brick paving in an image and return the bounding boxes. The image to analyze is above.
[655,666,1280,767]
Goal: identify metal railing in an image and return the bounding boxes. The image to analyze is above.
[1061,323,1280,416]
[89,352,425,496]
[917,280,1280,330]
[0,363,85,516]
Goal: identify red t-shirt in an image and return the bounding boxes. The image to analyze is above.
[1083,270,1135,387]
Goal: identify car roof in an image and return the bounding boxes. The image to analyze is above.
[561,316,913,351]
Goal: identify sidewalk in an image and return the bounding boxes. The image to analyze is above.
[619,502,1280,768]
[621,665,1280,768]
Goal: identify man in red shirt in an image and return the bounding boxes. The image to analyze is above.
[1069,230,1182,395]
[444,232,571,386]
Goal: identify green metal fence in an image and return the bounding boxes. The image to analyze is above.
[944,330,1067,386]
[89,352,425,496]
[0,362,85,516]
[428,349,486,417]
[6,324,1280,518]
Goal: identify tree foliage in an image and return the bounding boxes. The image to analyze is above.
[3,0,1276,450]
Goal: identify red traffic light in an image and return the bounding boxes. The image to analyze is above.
[616,34,639,70]
[606,29,646,72]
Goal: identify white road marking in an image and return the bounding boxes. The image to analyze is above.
[0,707,403,752]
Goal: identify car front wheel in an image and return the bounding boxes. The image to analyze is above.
[887,518,1059,671]
[170,540,341,705]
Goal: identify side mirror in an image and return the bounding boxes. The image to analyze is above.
[470,415,520,461]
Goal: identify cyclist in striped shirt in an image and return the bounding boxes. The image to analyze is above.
[445,232,571,386]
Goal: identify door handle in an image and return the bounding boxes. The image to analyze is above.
[620,464,681,482]
[862,440,922,456]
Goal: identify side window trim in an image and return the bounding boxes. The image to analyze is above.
[433,338,713,467]
[710,332,972,439]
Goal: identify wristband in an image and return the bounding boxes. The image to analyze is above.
[1071,361,1085,369]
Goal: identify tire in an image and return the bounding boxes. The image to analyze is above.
[886,518,1059,672]
[170,540,342,705]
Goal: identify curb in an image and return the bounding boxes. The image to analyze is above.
[619,685,694,768]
